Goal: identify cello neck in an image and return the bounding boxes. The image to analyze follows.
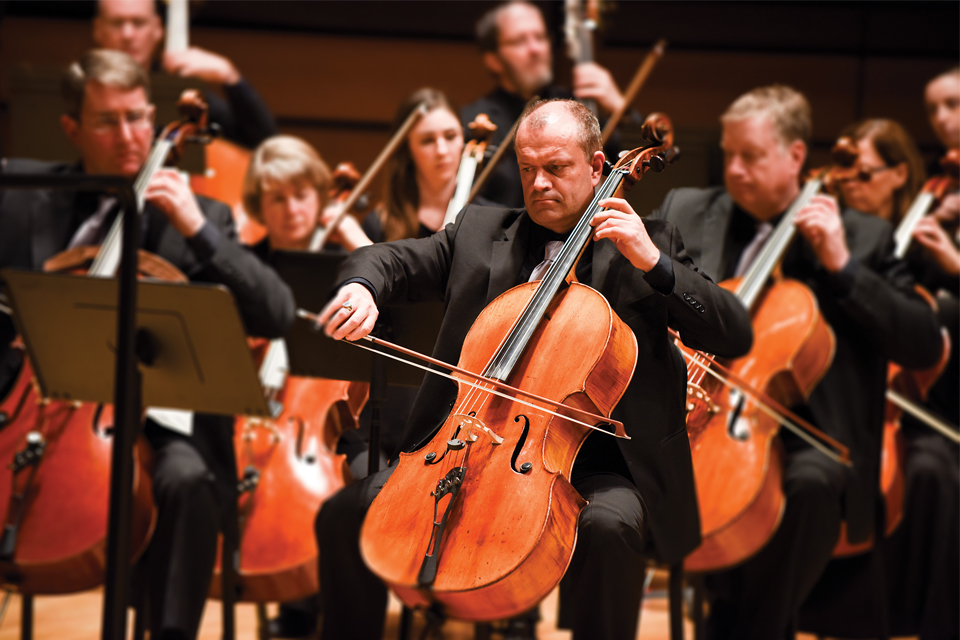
[735,178,822,311]
[87,138,176,277]
[565,0,599,116]
[483,166,627,382]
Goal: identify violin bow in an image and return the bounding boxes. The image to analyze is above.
[467,96,540,203]
[309,102,428,251]
[601,39,667,146]
[295,309,629,439]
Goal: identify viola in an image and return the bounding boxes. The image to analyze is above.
[0,92,211,594]
[679,137,864,573]
[356,115,677,620]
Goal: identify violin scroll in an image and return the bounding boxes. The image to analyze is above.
[162,89,212,165]
[468,113,498,141]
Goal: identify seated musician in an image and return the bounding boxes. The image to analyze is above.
[373,87,465,241]
[93,0,278,148]
[0,49,294,640]
[462,1,639,208]
[799,117,959,639]
[313,98,752,640]
[650,85,943,639]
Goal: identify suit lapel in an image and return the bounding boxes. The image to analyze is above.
[590,237,623,305]
[485,211,527,304]
[31,189,78,270]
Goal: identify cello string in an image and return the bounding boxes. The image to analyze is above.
[345,338,628,438]
[678,349,850,465]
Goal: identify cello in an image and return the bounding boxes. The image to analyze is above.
[356,115,677,621]
[679,138,866,573]
[0,92,212,594]
[441,113,497,227]
[209,160,371,603]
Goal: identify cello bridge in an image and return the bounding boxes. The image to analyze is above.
[453,414,503,445]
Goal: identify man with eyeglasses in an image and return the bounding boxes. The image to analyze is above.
[462,1,638,209]
[93,0,277,149]
[0,49,294,640]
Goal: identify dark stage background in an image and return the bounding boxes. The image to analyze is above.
[1,0,957,215]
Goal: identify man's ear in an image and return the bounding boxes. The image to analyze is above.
[60,114,81,148]
[483,51,503,77]
[92,16,106,47]
[591,150,605,185]
[788,139,807,172]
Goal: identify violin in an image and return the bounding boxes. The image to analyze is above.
[0,92,212,593]
[356,115,677,620]
[442,113,497,227]
[209,161,371,603]
[679,137,864,573]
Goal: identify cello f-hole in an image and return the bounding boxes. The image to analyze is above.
[510,415,532,474]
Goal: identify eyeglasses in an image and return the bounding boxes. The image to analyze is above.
[854,165,894,182]
[84,108,154,134]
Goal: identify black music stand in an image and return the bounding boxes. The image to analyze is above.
[271,250,443,475]
[2,269,268,639]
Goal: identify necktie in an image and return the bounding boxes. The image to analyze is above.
[529,240,563,282]
[734,222,774,278]
[68,196,117,249]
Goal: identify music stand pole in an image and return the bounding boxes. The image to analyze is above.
[0,174,139,640]
[102,181,140,640]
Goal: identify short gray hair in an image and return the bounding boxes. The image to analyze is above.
[517,98,601,163]
[722,84,811,148]
[61,49,150,119]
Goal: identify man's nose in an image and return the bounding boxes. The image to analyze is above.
[120,21,136,40]
[533,169,551,191]
[116,118,135,142]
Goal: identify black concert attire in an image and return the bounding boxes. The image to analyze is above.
[460,87,639,208]
[652,186,944,639]
[149,61,278,149]
[0,159,295,640]
[800,224,960,639]
[314,203,753,639]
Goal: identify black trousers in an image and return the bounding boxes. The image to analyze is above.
[885,430,959,639]
[140,420,235,640]
[315,467,647,640]
[705,445,845,640]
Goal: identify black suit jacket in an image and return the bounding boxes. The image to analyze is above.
[0,158,296,506]
[652,186,943,542]
[336,204,752,564]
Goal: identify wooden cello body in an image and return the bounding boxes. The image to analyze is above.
[210,360,367,602]
[682,277,835,572]
[358,120,677,619]
[0,91,213,595]
[361,281,636,620]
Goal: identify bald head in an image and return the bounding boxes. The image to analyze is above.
[93,0,163,70]
[517,99,601,163]
[515,100,604,233]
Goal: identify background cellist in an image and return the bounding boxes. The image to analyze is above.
[313,98,752,640]
[93,0,278,149]
[799,116,958,638]
[461,1,638,208]
[651,84,944,638]
[0,49,295,639]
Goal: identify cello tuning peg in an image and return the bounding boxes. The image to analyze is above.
[664,147,681,164]
[643,155,666,172]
